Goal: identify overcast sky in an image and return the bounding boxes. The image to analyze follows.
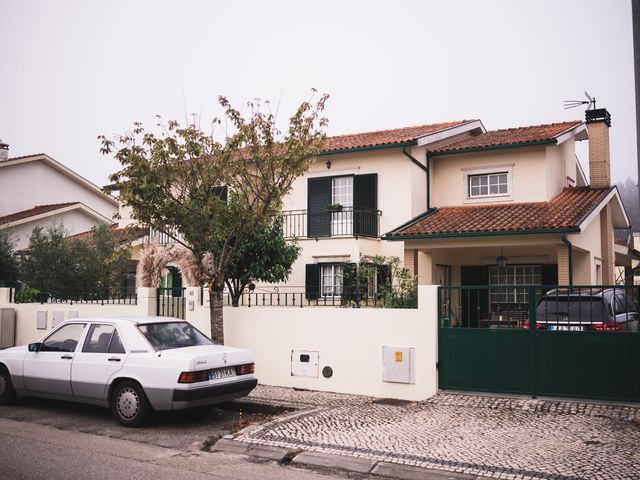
[0,0,636,187]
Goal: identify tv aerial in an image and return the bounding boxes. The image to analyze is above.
[563,91,596,110]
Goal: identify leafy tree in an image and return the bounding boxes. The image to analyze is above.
[342,255,417,309]
[20,223,132,299]
[101,92,328,343]
[73,223,133,295]
[20,224,76,298]
[0,230,19,287]
[224,216,300,307]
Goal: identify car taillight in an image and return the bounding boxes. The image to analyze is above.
[522,320,545,330]
[593,322,622,331]
[178,370,209,383]
[235,363,255,375]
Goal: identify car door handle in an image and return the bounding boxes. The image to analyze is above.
[61,355,73,360]
[108,357,121,362]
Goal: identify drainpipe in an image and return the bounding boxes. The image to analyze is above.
[561,234,573,286]
[402,147,430,211]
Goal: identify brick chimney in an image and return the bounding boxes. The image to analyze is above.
[585,108,611,188]
[586,108,614,283]
[0,139,8,163]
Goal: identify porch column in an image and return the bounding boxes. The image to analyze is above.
[404,249,416,276]
[600,204,615,284]
[557,245,570,285]
[416,251,433,285]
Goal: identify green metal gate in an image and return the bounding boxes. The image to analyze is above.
[438,285,640,402]
[156,287,186,319]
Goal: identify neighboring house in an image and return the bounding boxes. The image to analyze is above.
[276,108,632,306]
[0,148,119,249]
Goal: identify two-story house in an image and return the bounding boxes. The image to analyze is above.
[0,145,119,250]
[275,108,629,311]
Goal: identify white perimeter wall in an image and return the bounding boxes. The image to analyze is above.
[186,286,438,401]
[0,286,439,402]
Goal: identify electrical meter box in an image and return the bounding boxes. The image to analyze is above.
[291,350,319,377]
[382,346,415,384]
[0,308,16,349]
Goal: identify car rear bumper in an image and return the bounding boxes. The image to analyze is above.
[171,378,258,409]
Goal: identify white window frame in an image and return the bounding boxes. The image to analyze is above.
[331,176,353,236]
[321,264,344,297]
[462,164,514,204]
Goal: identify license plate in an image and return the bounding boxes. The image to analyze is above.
[208,367,236,380]
[551,325,584,332]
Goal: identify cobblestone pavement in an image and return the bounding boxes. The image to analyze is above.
[239,386,640,480]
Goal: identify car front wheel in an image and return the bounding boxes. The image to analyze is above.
[110,380,150,427]
[0,366,17,405]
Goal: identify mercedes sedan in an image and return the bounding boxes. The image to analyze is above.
[0,317,257,426]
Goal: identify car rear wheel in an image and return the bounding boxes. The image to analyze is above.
[0,366,17,405]
[110,381,150,427]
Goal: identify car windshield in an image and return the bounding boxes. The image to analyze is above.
[138,322,213,351]
[536,296,605,323]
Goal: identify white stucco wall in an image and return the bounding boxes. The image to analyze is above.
[187,286,439,401]
[569,214,602,284]
[4,209,108,250]
[0,158,117,219]
[430,142,577,208]
[281,148,419,286]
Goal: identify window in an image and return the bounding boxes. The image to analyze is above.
[306,174,377,238]
[469,172,508,197]
[138,322,213,351]
[331,176,353,235]
[489,265,541,313]
[321,264,344,297]
[82,324,126,354]
[41,323,86,352]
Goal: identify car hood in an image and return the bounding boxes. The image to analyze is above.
[158,344,254,370]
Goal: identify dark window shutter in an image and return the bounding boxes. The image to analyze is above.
[353,174,378,237]
[460,266,489,327]
[212,186,228,202]
[307,177,331,237]
[541,264,558,287]
[305,264,320,300]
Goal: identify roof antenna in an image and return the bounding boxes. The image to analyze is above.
[563,91,596,110]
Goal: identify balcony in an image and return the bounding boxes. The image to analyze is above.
[280,206,381,239]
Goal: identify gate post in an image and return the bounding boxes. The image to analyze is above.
[528,286,538,398]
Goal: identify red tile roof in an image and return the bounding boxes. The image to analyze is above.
[387,187,612,238]
[0,203,78,224]
[431,121,582,155]
[321,121,476,153]
[66,224,147,245]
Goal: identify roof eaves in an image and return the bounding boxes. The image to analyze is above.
[384,227,580,241]
[428,139,556,159]
[319,141,417,156]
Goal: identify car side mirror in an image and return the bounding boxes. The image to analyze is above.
[28,342,42,352]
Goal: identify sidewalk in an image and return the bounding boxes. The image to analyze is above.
[215,386,640,480]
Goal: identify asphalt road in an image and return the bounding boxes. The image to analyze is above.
[0,417,349,480]
[0,399,350,480]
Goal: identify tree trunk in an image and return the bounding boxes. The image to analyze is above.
[209,286,224,344]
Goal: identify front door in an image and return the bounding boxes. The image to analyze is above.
[23,323,87,397]
[72,323,127,401]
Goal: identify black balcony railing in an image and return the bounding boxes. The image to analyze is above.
[280,206,381,239]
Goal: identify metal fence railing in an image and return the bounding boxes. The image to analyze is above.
[10,287,137,305]
[199,284,417,309]
[279,207,381,239]
[438,285,640,333]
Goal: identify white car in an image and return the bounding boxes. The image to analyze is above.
[0,317,257,426]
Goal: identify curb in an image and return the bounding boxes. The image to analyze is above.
[211,438,483,480]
